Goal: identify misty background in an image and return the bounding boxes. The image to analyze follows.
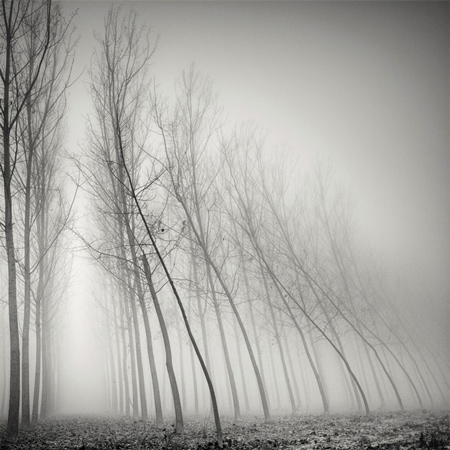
[1,0,448,421]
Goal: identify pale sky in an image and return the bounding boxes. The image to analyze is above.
[62,1,449,358]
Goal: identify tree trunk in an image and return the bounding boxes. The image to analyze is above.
[189,228,215,411]
[128,277,147,419]
[175,312,187,411]
[141,304,163,424]
[111,289,125,415]
[142,258,184,432]
[1,323,8,419]
[190,231,212,374]
[233,314,250,412]
[21,75,40,426]
[40,287,51,419]
[240,244,270,407]
[321,305,363,412]
[130,210,163,422]
[141,253,224,445]
[208,266,241,421]
[208,257,270,421]
[105,292,118,414]
[123,281,139,418]
[264,263,332,414]
[247,296,270,408]
[48,330,56,417]
[188,329,199,414]
[187,269,200,415]
[118,286,131,416]
[312,277,403,411]
[183,210,271,421]
[31,263,44,424]
[3,92,21,445]
[267,334,281,409]
[260,264,296,413]
[280,316,302,409]
[277,268,370,414]
[119,143,223,443]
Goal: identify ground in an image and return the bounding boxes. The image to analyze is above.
[0,410,449,449]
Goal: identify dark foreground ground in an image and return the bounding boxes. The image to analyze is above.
[1,410,449,449]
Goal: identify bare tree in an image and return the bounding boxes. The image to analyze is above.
[154,67,270,422]
[103,63,225,440]
[85,5,163,422]
[18,8,75,427]
[218,128,369,413]
[0,0,73,439]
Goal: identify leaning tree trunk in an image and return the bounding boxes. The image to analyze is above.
[260,264,296,413]
[320,303,363,412]
[190,232,213,404]
[247,225,331,414]
[240,257,270,409]
[120,146,223,445]
[130,212,163,422]
[281,321,302,409]
[207,265,241,421]
[140,249,223,446]
[142,259,184,433]
[127,276,147,419]
[233,314,250,412]
[174,312,187,411]
[182,202,271,421]
[307,272,403,411]
[138,297,163,424]
[187,308,200,414]
[255,239,368,414]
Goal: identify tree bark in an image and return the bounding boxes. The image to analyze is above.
[260,264,296,413]
[123,277,139,418]
[127,276,147,419]
[142,257,184,432]
[2,30,21,444]
[31,257,44,424]
[233,314,250,412]
[208,266,241,421]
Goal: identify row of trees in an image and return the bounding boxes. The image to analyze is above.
[78,7,448,447]
[0,0,75,441]
[1,3,448,447]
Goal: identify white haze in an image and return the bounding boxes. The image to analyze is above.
[53,1,449,415]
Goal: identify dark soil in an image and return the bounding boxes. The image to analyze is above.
[1,410,449,449]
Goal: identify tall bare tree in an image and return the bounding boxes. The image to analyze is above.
[18,7,75,427]
[85,5,164,421]
[0,0,73,439]
[154,68,270,421]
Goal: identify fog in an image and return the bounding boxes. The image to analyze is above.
[0,1,448,422]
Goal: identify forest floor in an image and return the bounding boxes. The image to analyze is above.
[1,409,449,450]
